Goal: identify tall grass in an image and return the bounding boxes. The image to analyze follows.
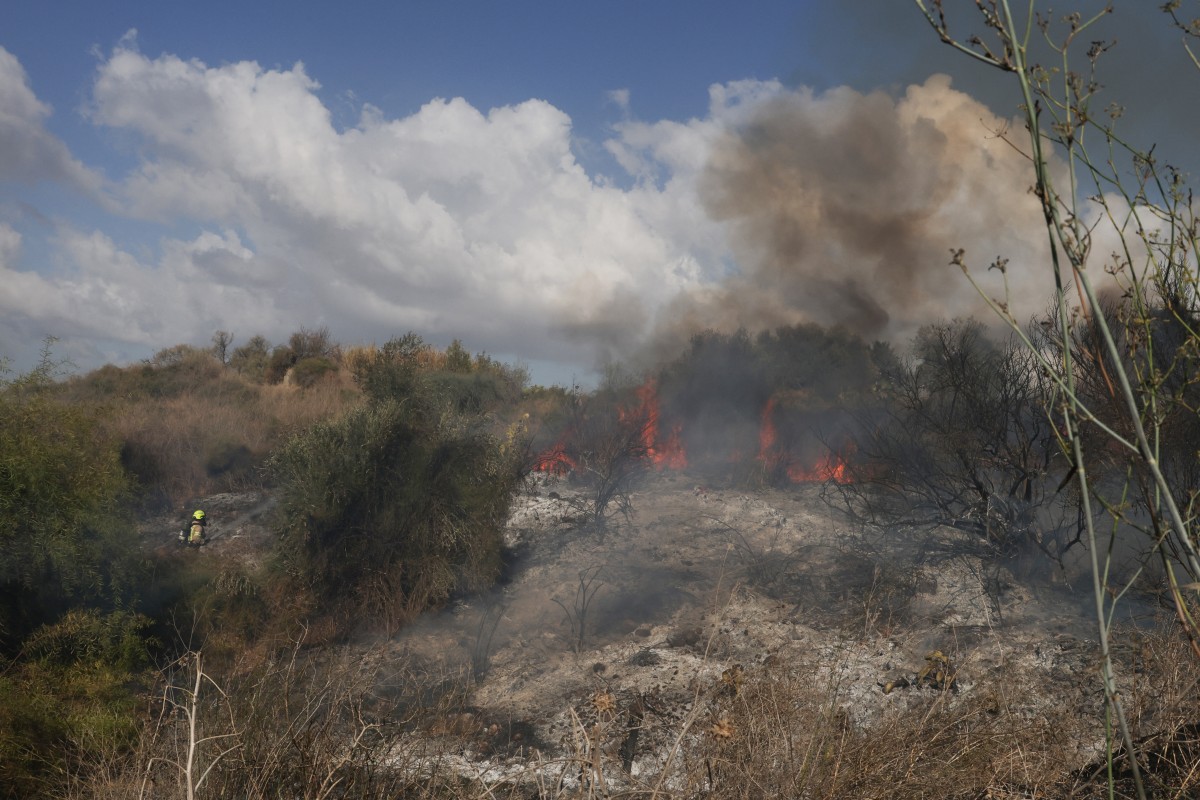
[107,369,362,508]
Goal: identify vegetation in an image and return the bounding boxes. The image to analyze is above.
[914,3,1200,796]
[0,329,535,796]
[7,1,1200,786]
[835,318,1078,564]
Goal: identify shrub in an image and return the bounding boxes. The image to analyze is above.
[0,611,152,799]
[840,320,1075,562]
[0,356,137,647]
[270,393,523,621]
[264,345,296,385]
[288,355,337,388]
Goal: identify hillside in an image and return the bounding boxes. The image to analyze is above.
[155,471,1194,798]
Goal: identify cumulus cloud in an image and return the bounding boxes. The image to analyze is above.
[1,37,1070,378]
[73,36,717,366]
[0,47,98,189]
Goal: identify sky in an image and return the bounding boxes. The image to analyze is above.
[2,1,1197,386]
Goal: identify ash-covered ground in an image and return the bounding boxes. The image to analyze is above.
[365,472,1168,791]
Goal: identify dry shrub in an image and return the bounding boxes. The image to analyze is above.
[640,661,1056,799]
[258,369,360,432]
[112,372,362,507]
[69,644,470,800]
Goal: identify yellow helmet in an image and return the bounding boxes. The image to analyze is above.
[193,510,205,520]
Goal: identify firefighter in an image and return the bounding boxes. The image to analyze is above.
[185,509,207,547]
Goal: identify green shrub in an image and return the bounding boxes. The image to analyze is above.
[229,334,271,381]
[0,610,151,799]
[0,356,137,647]
[289,355,337,388]
[270,393,523,616]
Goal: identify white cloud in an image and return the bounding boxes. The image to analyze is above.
[77,37,721,364]
[0,40,1085,378]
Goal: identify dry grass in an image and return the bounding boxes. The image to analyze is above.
[60,619,1200,799]
[110,370,362,507]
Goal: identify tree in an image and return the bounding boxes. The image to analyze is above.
[210,330,234,366]
[229,335,271,381]
[270,370,524,621]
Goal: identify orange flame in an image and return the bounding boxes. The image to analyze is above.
[758,396,852,484]
[785,450,850,483]
[534,384,856,482]
[532,443,576,476]
[625,379,687,470]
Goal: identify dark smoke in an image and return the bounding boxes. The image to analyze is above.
[652,77,1049,352]
[698,87,953,339]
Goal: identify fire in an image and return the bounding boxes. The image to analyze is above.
[624,379,687,470]
[784,450,850,484]
[531,442,575,476]
[532,382,852,483]
[758,396,853,484]
[532,378,688,476]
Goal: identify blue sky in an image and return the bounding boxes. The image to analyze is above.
[1,2,1194,385]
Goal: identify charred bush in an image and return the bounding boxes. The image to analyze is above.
[839,319,1077,563]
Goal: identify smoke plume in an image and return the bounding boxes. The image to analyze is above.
[654,75,1051,352]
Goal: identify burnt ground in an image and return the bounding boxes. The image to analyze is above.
[153,475,1186,794]
[369,472,1172,790]
[138,490,279,573]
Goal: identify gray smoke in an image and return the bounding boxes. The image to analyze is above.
[652,76,1052,351]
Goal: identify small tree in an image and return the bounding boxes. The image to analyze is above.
[270,385,523,619]
[840,319,1074,562]
[210,330,234,366]
[228,335,270,381]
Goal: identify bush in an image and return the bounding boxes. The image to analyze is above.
[0,356,137,647]
[0,611,152,799]
[229,334,271,381]
[270,392,523,621]
[841,319,1075,562]
[288,355,337,388]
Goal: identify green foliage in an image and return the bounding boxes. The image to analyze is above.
[0,354,137,647]
[270,390,523,613]
[445,338,472,373]
[352,332,431,401]
[67,346,226,401]
[0,610,151,799]
[265,326,340,385]
[24,608,154,673]
[0,349,158,798]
